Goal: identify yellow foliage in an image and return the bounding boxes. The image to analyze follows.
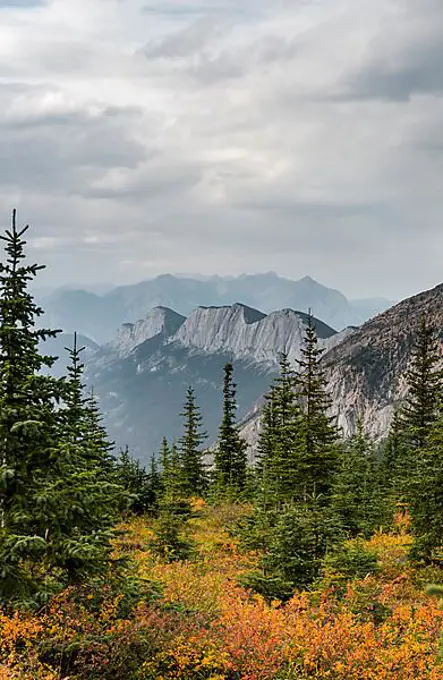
[1,502,443,679]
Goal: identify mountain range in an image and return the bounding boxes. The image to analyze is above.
[44,303,344,459]
[38,272,392,344]
[39,275,443,464]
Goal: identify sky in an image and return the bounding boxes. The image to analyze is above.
[0,0,442,300]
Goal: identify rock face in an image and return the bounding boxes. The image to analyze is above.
[323,282,443,439]
[110,307,186,357]
[83,303,337,459]
[239,282,443,455]
[174,304,336,366]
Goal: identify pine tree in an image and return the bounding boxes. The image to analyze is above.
[407,414,443,563]
[332,421,384,537]
[295,314,339,501]
[401,316,442,451]
[214,363,248,493]
[178,386,207,496]
[0,210,68,600]
[38,334,125,584]
[257,354,302,504]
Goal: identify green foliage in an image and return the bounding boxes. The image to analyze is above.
[407,414,443,563]
[115,447,159,514]
[401,316,442,451]
[214,363,248,493]
[332,421,387,537]
[294,315,339,501]
[257,354,302,505]
[178,386,208,495]
[322,540,379,585]
[0,211,125,604]
[148,509,194,563]
[240,498,342,600]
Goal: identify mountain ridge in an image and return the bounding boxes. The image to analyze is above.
[39,273,392,344]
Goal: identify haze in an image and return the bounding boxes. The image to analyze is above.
[1,0,442,300]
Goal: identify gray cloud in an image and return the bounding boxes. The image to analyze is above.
[0,0,43,6]
[0,0,442,300]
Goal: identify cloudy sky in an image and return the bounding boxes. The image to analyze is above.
[0,0,442,299]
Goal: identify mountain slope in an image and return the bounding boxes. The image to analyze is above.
[82,304,338,459]
[39,273,391,343]
[323,282,443,438]
[239,283,443,453]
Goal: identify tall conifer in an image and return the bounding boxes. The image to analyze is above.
[401,316,442,451]
[214,363,247,492]
[178,386,207,496]
[295,314,338,500]
[0,211,67,600]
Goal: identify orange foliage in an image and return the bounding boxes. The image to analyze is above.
[1,502,443,679]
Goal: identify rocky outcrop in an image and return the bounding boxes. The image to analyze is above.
[239,282,443,454]
[174,303,337,366]
[40,273,392,343]
[109,306,186,357]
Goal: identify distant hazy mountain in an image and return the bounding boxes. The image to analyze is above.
[68,304,341,460]
[38,272,392,344]
[40,333,100,377]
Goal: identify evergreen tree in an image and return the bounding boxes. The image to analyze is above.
[332,421,384,537]
[178,386,207,496]
[159,439,190,519]
[159,436,171,481]
[380,406,409,507]
[257,354,302,504]
[295,315,339,501]
[241,496,342,600]
[408,413,443,563]
[39,334,125,584]
[401,316,442,451]
[83,388,116,473]
[115,446,156,514]
[214,363,248,492]
[0,211,68,600]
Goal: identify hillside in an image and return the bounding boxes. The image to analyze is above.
[239,283,443,451]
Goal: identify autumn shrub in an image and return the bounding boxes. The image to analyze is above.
[2,506,443,680]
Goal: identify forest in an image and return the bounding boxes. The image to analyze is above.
[2,210,443,679]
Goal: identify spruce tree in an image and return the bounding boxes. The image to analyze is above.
[380,406,409,507]
[408,414,443,563]
[332,421,384,537]
[178,386,207,496]
[401,316,442,451]
[116,446,156,514]
[159,438,190,519]
[40,334,125,584]
[295,314,338,501]
[214,363,248,493]
[0,210,67,600]
[257,354,302,505]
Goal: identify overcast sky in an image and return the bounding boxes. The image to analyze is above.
[0,0,442,299]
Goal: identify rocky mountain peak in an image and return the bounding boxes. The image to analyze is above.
[110,306,185,357]
[173,303,336,366]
